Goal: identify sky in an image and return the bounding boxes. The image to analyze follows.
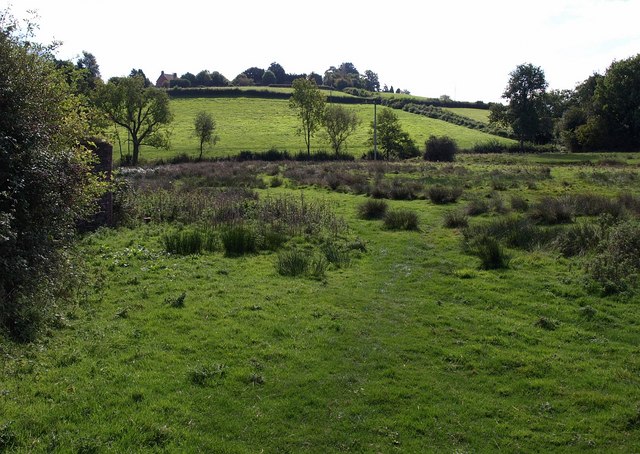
[5,0,640,102]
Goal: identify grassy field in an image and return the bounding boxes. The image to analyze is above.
[445,107,491,124]
[117,97,514,164]
[2,153,640,451]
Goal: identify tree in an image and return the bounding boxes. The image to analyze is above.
[193,111,219,159]
[0,9,102,340]
[322,104,360,155]
[491,63,550,149]
[364,70,380,92]
[129,68,151,87]
[181,72,197,85]
[195,70,212,87]
[232,73,254,86]
[268,62,286,84]
[94,75,173,165]
[75,51,101,93]
[210,71,229,87]
[593,54,640,149]
[243,66,265,85]
[372,108,418,159]
[261,70,276,86]
[289,78,326,156]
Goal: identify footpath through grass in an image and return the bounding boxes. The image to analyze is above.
[2,155,640,451]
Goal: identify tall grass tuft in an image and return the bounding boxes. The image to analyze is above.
[276,249,310,277]
[383,209,420,231]
[467,235,510,270]
[357,199,388,220]
[443,210,469,228]
[221,225,258,256]
[428,185,463,204]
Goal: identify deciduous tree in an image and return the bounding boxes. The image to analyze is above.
[322,104,360,155]
[94,75,173,165]
[289,78,326,156]
[193,111,219,159]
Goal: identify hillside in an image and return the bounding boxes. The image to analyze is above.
[122,96,513,163]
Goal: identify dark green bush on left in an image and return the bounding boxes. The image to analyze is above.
[0,11,102,341]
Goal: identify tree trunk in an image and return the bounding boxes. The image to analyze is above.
[132,140,140,166]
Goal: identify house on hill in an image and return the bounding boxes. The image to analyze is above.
[156,71,178,88]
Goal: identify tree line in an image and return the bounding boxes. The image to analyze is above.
[489,55,640,152]
[164,61,409,94]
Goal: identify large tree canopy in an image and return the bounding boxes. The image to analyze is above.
[490,63,551,148]
[94,75,173,165]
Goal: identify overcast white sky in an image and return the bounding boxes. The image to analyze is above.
[6,0,640,102]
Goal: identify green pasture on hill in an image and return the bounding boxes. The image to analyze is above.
[116,97,514,163]
[445,107,491,124]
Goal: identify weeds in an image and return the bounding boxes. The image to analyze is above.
[164,292,186,308]
[189,363,226,386]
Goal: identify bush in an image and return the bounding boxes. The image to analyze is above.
[383,209,420,231]
[357,199,389,220]
[424,135,458,162]
[0,15,102,340]
[428,185,463,204]
[588,220,640,294]
[163,229,218,255]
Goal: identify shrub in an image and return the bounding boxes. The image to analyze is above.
[443,211,469,228]
[0,16,103,340]
[357,199,389,220]
[424,135,458,162]
[221,225,257,256]
[428,185,463,204]
[587,220,640,294]
[384,209,420,231]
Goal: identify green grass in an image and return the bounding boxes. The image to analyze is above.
[445,107,491,124]
[3,157,640,451]
[115,97,514,163]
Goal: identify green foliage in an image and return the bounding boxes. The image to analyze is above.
[372,108,419,160]
[289,78,326,155]
[383,209,420,231]
[94,75,173,165]
[424,135,458,162]
[491,63,552,148]
[443,210,469,228]
[163,229,218,255]
[0,11,102,341]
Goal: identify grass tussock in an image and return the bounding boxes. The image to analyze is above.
[383,209,420,231]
